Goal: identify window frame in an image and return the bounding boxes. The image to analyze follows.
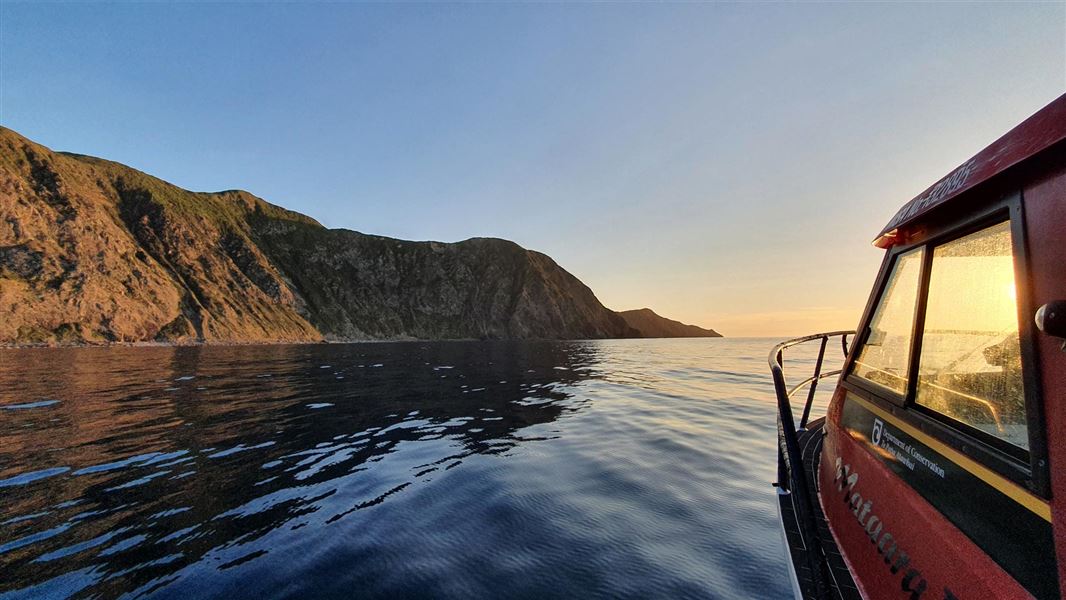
[846,246,925,405]
[842,191,1049,497]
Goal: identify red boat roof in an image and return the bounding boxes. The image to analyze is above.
[875,93,1066,247]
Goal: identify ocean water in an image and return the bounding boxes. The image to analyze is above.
[0,338,839,599]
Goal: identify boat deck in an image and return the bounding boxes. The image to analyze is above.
[778,418,862,600]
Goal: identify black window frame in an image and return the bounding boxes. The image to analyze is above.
[843,191,1049,497]
[846,245,925,405]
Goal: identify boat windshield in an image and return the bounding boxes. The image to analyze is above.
[852,247,924,395]
[915,221,1028,449]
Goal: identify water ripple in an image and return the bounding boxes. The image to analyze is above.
[0,338,825,599]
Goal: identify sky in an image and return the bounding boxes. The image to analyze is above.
[1,3,1063,336]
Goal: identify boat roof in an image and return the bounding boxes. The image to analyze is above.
[875,93,1066,247]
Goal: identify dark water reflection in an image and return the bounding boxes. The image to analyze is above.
[1,343,600,598]
[1,339,804,599]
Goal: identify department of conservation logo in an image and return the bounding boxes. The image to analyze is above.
[872,418,884,447]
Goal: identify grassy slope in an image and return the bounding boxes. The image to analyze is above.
[0,127,637,344]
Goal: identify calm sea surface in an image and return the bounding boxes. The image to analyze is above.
[0,338,837,599]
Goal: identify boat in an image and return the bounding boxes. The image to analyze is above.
[770,93,1066,600]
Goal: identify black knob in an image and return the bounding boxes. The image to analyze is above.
[1035,301,1066,339]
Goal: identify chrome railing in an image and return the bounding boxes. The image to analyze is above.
[769,330,853,599]
[771,331,853,439]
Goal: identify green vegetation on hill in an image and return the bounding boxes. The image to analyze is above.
[0,127,718,345]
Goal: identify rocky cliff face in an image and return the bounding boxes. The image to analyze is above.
[618,308,721,338]
[0,127,641,345]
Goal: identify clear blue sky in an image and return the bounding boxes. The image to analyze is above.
[2,3,1063,335]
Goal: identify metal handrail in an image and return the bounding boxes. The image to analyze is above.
[771,330,853,432]
[769,330,853,599]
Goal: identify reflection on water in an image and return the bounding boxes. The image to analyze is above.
[0,339,813,599]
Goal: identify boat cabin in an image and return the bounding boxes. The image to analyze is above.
[771,93,1066,600]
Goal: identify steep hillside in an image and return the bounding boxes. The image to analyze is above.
[618,308,721,338]
[0,127,638,344]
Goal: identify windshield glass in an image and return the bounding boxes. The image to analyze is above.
[915,221,1027,449]
[852,247,924,395]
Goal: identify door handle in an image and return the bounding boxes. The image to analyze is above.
[1035,301,1066,348]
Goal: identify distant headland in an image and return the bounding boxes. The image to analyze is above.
[0,127,720,346]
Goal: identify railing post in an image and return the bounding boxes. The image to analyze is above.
[770,331,853,599]
[799,336,829,429]
[774,352,790,493]
[772,352,827,598]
